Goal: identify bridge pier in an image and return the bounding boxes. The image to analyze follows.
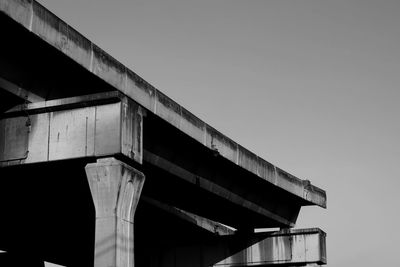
[85,157,145,267]
[0,1,327,265]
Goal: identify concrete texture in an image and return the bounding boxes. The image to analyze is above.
[85,157,145,267]
[0,0,326,208]
[0,1,328,266]
[0,92,143,165]
[213,228,326,266]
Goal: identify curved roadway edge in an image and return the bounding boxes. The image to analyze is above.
[0,0,326,208]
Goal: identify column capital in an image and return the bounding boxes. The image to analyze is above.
[85,157,145,222]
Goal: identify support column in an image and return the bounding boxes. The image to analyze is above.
[85,157,145,267]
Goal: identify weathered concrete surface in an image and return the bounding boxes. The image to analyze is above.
[0,76,44,102]
[85,157,145,267]
[0,1,328,265]
[0,0,326,208]
[213,228,326,266]
[142,196,235,236]
[0,92,143,165]
[0,92,308,229]
[133,211,327,267]
[144,150,297,227]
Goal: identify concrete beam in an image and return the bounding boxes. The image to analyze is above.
[85,157,145,267]
[0,0,326,208]
[0,92,143,165]
[142,196,235,236]
[0,76,44,103]
[144,150,296,227]
[5,91,122,113]
[213,228,327,266]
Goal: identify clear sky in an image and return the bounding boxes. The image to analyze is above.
[38,0,400,266]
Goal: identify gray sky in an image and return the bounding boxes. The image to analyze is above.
[38,0,400,266]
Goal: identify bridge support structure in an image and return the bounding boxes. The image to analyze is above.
[85,158,145,267]
[0,90,327,267]
[0,0,327,266]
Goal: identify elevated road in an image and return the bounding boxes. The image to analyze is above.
[0,1,327,266]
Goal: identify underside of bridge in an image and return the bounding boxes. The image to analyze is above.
[0,1,327,266]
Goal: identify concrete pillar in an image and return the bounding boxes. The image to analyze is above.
[85,158,145,267]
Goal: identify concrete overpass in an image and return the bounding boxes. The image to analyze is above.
[0,0,327,266]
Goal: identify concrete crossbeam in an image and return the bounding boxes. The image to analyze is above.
[144,150,298,227]
[213,228,327,266]
[145,150,292,227]
[85,157,145,267]
[0,92,143,165]
[142,196,235,236]
[0,76,44,103]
